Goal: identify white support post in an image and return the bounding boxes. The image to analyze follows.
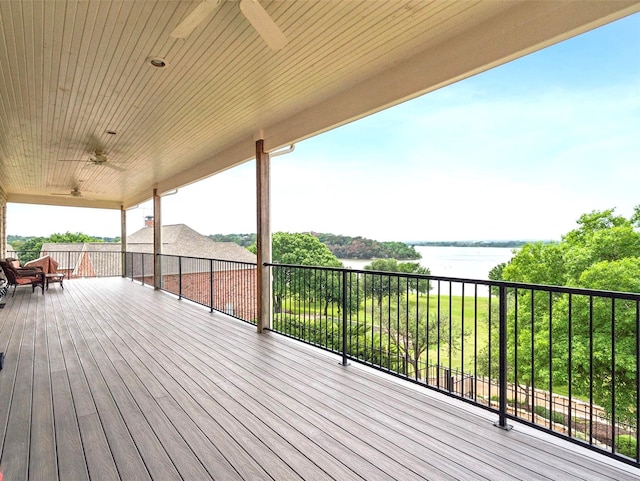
[120,206,127,277]
[0,187,6,259]
[256,139,272,332]
[153,189,161,289]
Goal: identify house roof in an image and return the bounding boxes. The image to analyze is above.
[2,1,638,210]
[127,224,256,263]
[41,242,122,274]
[40,224,256,274]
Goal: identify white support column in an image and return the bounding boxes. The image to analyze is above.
[120,206,127,277]
[153,189,161,289]
[256,139,272,332]
[0,187,6,259]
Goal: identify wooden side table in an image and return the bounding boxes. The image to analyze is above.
[45,273,65,290]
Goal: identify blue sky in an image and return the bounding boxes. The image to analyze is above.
[8,12,640,242]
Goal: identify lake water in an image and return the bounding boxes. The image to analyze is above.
[340,245,516,295]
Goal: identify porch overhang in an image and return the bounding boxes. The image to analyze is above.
[0,0,638,210]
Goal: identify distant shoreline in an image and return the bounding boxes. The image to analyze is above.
[408,240,552,248]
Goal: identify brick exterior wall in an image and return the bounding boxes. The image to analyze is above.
[139,268,258,321]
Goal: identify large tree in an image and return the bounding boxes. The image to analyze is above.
[489,207,640,422]
[267,232,345,315]
[363,258,430,308]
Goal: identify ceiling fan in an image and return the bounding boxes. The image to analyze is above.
[171,0,287,50]
[51,187,87,198]
[58,150,125,171]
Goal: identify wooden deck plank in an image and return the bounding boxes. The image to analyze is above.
[0,293,28,456]
[93,307,271,480]
[85,282,402,481]
[45,295,90,481]
[77,281,312,481]
[129,292,522,480]
[142,318,461,480]
[67,297,186,481]
[50,372,91,481]
[68,280,266,480]
[1,295,37,481]
[29,301,58,481]
[156,294,624,481]
[1,278,640,481]
[76,413,122,481]
[70,288,215,481]
[87,278,640,481]
[102,316,385,480]
[60,291,154,481]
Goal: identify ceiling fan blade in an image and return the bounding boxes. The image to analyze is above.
[102,163,126,172]
[239,0,287,50]
[170,0,221,39]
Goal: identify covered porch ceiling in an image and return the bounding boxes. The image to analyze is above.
[1,0,639,210]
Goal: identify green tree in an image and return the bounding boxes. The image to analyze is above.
[554,258,640,424]
[363,258,430,308]
[270,232,344,315]
[373,302,462,380]
[15,231,103,264]
[15,237,47,263]
[487,208,640,422]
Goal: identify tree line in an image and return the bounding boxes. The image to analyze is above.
[413,240,538,248]
[8,232,115,263]
[211,232,421,259]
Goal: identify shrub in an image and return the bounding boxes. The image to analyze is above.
[533,405,564,425]
[616,435,637,458]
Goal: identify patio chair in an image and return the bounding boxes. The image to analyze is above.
[0,259,45,296]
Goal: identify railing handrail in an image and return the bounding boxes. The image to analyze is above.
[264,261,640,300]
[158,252,257,267]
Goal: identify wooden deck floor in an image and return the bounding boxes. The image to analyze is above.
[1,278,639,481]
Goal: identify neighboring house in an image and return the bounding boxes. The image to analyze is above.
[41,243,121,278]
[41,224,257,320]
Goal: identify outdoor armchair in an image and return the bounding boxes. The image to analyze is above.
[0,259,45,296]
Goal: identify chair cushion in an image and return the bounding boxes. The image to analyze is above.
[15,277,40,285]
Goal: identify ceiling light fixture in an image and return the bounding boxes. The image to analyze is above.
[147,57,168,68]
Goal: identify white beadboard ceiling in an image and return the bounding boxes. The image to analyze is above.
[0,0,638,210]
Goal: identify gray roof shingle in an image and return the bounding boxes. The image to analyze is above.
[38,225,256,276]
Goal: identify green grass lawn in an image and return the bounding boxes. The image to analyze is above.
[279,291,493,374]
[420,293,491,372]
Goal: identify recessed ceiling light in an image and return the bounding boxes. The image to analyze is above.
[147,57,167,68]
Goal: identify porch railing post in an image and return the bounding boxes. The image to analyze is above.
[210,258,214,313]
[178,256,182,300]
[495,283,512,430]
[341,269,349,366]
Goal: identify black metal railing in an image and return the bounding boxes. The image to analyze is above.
[265,262,640,467]
[8,249,123,278]
[123,252,257,324]
[123,251,154,285]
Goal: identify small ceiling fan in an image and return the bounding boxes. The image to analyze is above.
[171,0,287,50]
[58,150,125,171]
[51,187,86,198]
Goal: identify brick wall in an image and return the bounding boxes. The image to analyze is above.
[157,268,257,321]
